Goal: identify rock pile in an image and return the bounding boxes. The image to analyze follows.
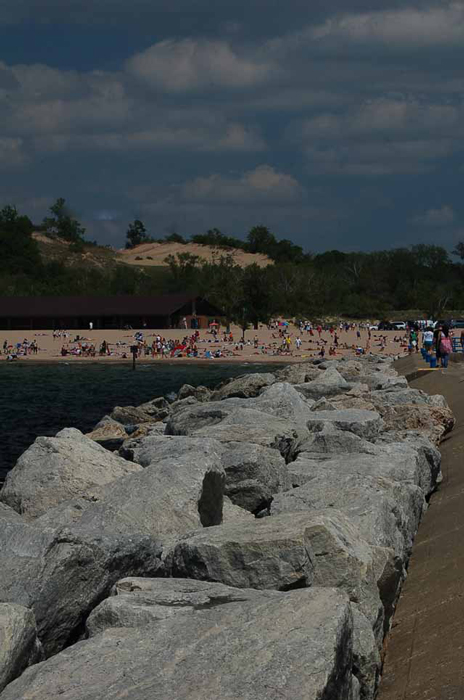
[0,355,453,700]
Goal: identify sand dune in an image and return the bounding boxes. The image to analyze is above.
[118,242,273,268]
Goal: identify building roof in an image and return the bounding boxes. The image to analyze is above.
[0,295,211,318]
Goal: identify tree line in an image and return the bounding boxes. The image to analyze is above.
[2,202,464,325]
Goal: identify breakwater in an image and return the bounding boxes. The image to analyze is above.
[0,355,454,699]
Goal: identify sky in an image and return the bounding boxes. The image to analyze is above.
[1,1,464,253]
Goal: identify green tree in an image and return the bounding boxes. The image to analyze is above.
[125,219,149,249]
[42,198,86,245]
[164,252,201,291]
[246,226,276,255]
[0,205,41,277]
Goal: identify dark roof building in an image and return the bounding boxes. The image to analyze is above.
[0,295,223,330]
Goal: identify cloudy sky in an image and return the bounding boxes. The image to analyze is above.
[1,1,464,252]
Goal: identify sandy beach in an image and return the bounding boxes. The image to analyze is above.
[0,325,410,364]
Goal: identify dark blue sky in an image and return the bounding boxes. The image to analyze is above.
[1,1,463,252]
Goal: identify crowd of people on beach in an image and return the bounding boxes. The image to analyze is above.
[0,319,462,364]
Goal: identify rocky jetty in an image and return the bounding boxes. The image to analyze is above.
[0,355,453,699]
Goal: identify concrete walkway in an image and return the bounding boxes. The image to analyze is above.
[378,356,464,700]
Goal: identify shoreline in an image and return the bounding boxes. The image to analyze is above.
[0,325,405,365]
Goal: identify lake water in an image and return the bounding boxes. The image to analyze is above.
[0,362,279,481]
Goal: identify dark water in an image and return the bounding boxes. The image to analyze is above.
[0,362,279,481]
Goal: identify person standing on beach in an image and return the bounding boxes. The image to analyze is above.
[439,325,452,368]
[423,327,434,352]
[434,324,443,365]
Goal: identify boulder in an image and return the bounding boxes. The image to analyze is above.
[378,404,455,445]
[351,605,381,700]
[136,396,171,419]
[177,384,212,402]
[0,428,142,519]
[165,402,234,435]
[306,409,384,440]
[370,388,442,407]
[294,367,351,399]
[221,441,291,512]
[287,445,439,497]
[68,448,226,542]
[1,588,354,700]
[109,405,154,425]
[0,506,163,655]
[87,577,277,636]
[124,421,167,440]
[167,510,382,630]
[192,408,310,462]
[167,514,317,591]
[271,472,425,561]
[274,363,322,384]
[0,603,43,692]
[119,435,225,467]
[85,418,129,451]
[212,372,276,400]
[296,426,378,461]
[251,382,315,422]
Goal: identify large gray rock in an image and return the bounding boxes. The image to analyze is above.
[250,382,315,422]
[119,435,225,467]
[135,396,171,420]
[306,409,384,440]
[287,445,439,497]
[68,449,226,542]
[212,372,276,399]
[167,510,382,631]
[167,514,317,591]
[296,425,378,462]
[0,428,142,519]
[109,405,154,425]
[165,402,234,435]
[294,366,350,399]
[375,403,455,445]
[85,417,129,451]
[0,506,163,656]
[192,408,310,462]
[0,603,43,692]
[351,605,381,700]
[274,363,322,384]
[221,441,291,512]
[177,383,212,402]
[86,577,277,637]
[1,587,354,700]
[271,472,425,561]
[370,388,443,407]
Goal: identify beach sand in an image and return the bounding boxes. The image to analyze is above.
[0,325,409,364]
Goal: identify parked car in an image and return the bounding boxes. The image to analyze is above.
[369,324,379,330]
[390,321,406,330]
[450,319,464,329]
[377,321,393,331]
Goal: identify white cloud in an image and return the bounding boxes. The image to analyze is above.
[182,165,303,203]
[300,99,462,140]
[412,205,456,226]
[309,3,464,48]
[126,38,273,92]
